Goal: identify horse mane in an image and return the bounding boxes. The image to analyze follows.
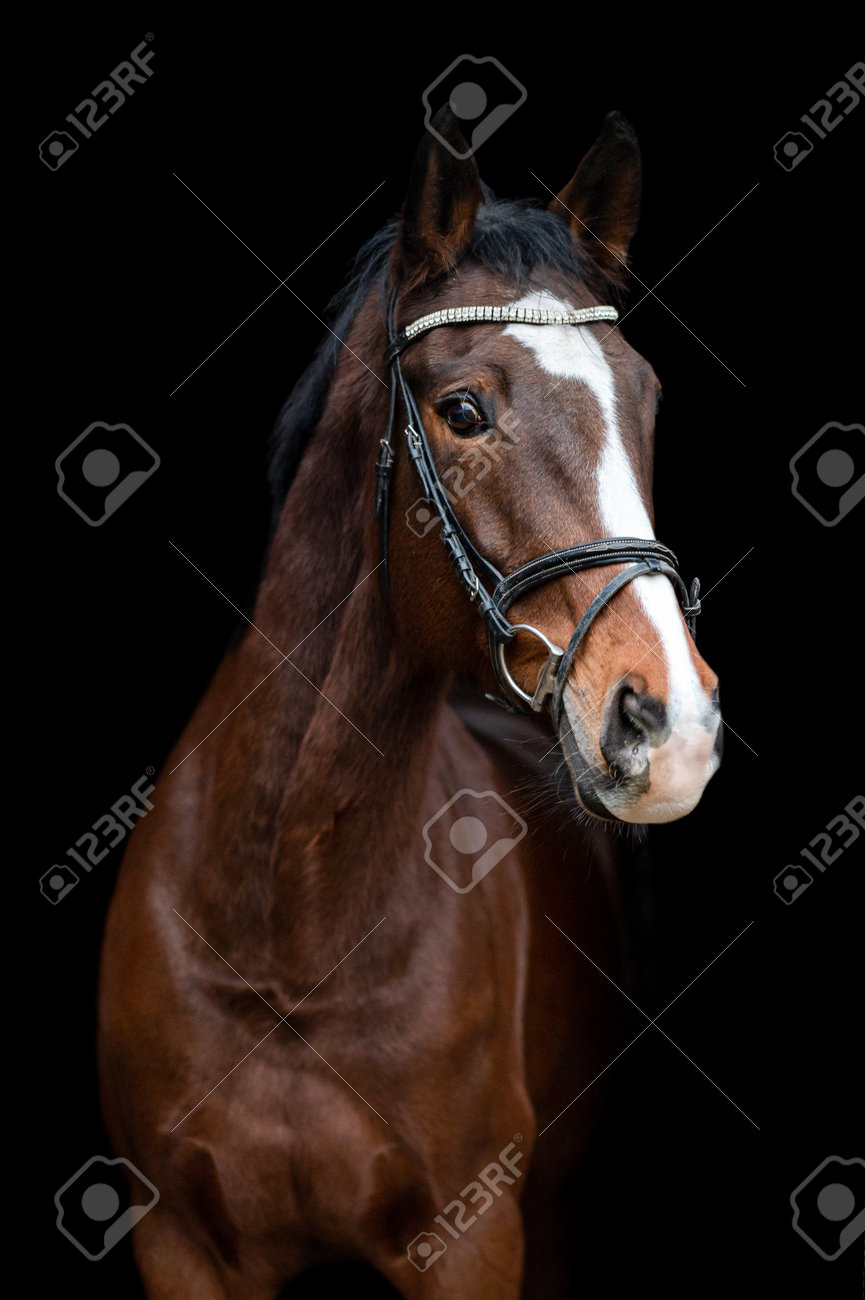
[267,192,625,514]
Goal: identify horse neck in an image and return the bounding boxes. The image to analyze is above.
[246,307,454,903]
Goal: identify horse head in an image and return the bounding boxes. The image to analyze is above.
[379,109,721,823]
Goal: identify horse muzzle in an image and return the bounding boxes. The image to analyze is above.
[558,687,722,825]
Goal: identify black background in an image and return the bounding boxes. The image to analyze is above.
[32,21,862,1297]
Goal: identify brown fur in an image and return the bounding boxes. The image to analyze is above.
[98,110,716,1296]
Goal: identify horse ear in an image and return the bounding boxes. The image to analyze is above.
[548,112,641,275]
[394,107,483,286]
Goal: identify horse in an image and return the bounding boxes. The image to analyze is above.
[98,107,722,1298]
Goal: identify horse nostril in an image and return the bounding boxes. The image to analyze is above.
[620,688,667,736]
[600,686,668,781]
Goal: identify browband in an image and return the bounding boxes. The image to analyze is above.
[384,303,619,365]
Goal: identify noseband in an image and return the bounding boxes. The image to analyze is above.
[374,293,701,726]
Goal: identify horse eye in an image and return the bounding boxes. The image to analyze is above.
[444,399,483,434]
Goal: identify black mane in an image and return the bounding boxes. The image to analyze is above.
[267,196,622,511]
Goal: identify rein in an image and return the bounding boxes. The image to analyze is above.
[374,293,701,725]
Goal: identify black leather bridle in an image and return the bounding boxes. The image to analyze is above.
[374,292,701,725]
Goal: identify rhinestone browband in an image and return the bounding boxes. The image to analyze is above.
[384,303,619,364]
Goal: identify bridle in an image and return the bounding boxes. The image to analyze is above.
[374,292,702,727]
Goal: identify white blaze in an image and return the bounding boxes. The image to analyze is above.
[504,292,717,817]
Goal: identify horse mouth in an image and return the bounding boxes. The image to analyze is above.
[557,722,642,822]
